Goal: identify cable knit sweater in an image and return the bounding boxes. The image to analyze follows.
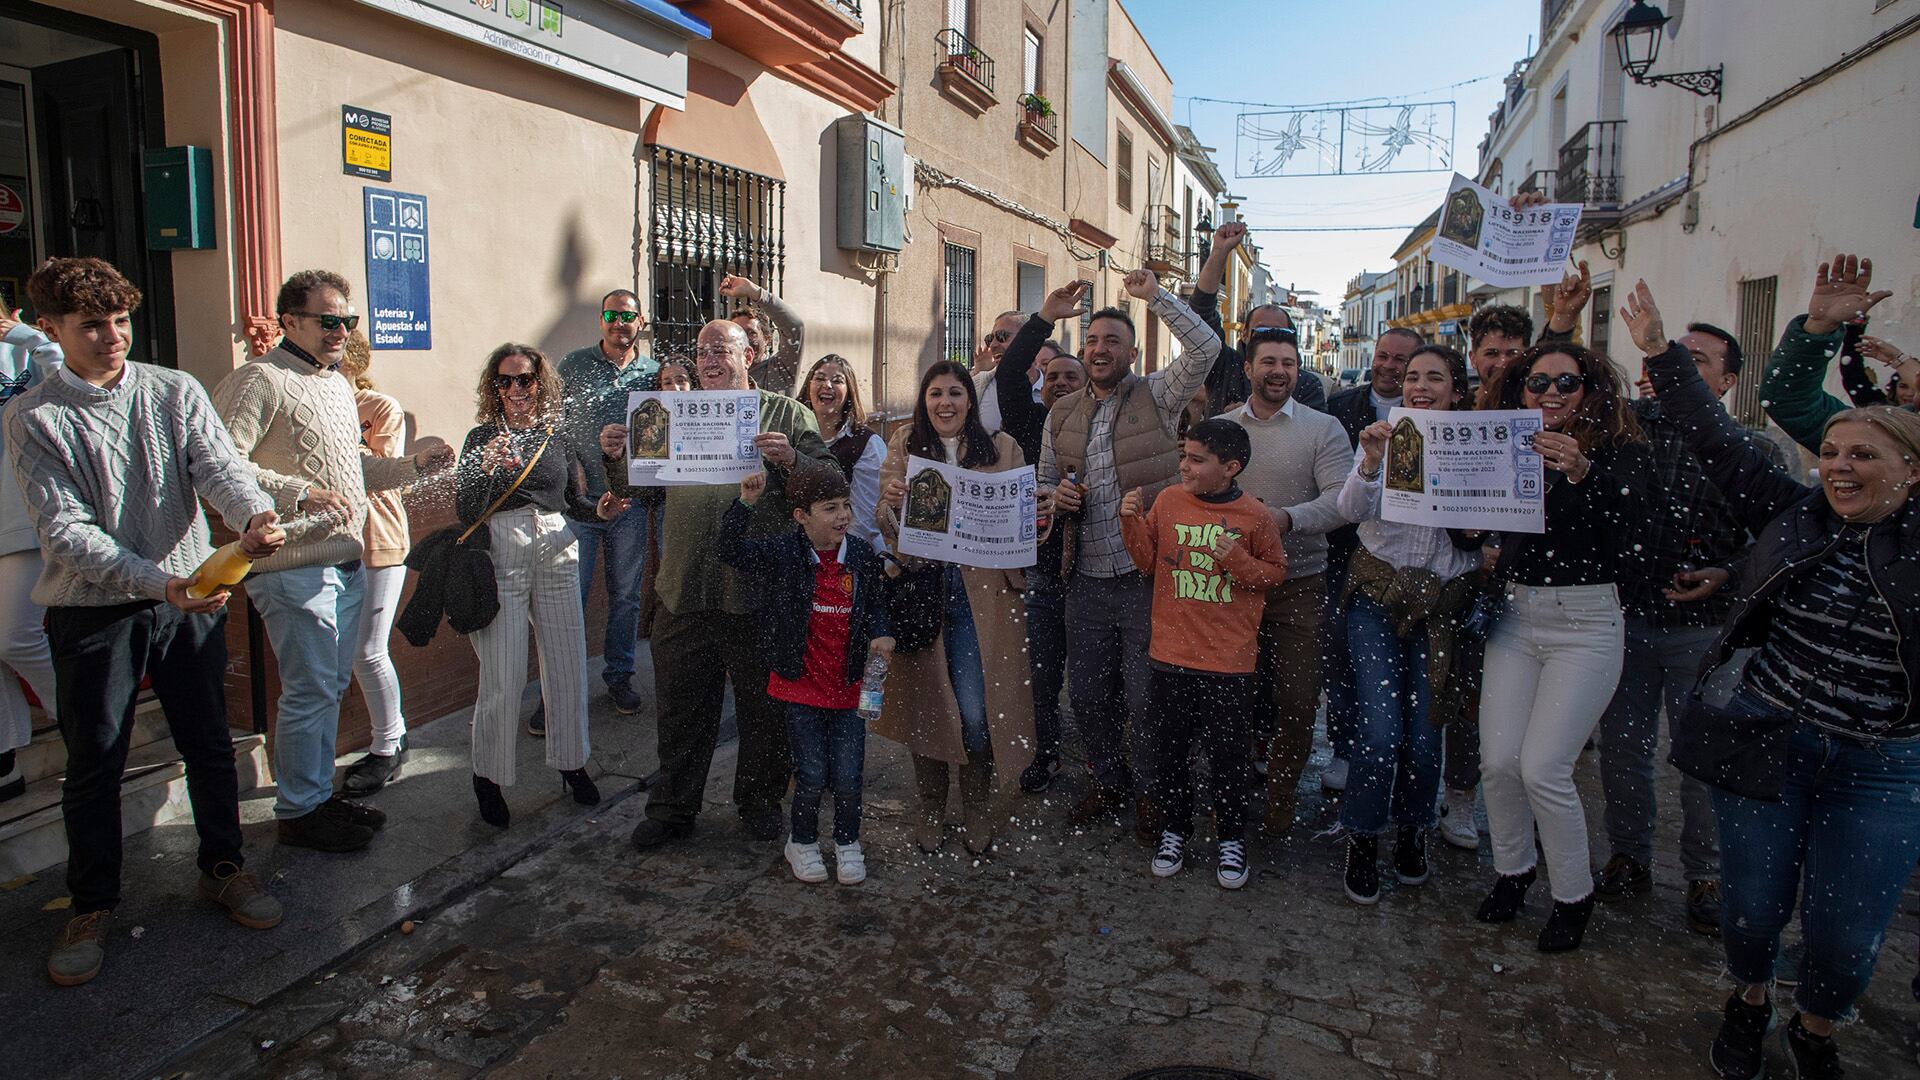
[212,345,418,572]
[4,362,271,607]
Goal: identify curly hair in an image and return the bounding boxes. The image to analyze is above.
[1482,342,1642,452]
[474,343,564,426]
[25,257,143,319]
[1468,304,1533,348]
[340,330,375,391]
[275,269,351,315]
[801,353,868,433]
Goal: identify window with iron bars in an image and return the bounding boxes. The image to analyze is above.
[1733,276,1779,427]
[647,146,786,361]
[944,242,977,365]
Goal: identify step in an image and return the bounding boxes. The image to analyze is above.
[0,733,269,882]
[16,698,171,788]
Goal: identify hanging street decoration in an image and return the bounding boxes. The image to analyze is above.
[1234,101,1455,178]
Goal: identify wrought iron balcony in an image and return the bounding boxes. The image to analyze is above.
[1142,204,1186,277]
[824,0,861,21]
[936,28,994,95]
[1518,169,1556,195]
[1557,120,1625,208]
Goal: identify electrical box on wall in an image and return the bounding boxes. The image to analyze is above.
[834,114,904,254]
[143,147,216,250]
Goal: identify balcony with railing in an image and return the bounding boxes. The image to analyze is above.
[1142,205,1186,277]
[935,28,996,114]
[1518,169,1556,196]
[1557,120,1625,210]
[825,0,861,21]
[1015,93,1059,153]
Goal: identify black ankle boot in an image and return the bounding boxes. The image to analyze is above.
[1538,893,1596,952]
[472,774,510,829]
[1393,825,1429,885]
[1343,833,1380,905]
[1476,868,1537,923]
[560,768,600,806]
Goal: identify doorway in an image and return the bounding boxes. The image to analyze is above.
[0,3,175,362]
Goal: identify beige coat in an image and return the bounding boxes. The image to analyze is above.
[873,429,1036,777]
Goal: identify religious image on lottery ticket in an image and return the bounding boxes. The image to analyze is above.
[624,390,762,486]
[895,455,1038,569]
[1380,407,1545,533]
[1429,173,1582,289]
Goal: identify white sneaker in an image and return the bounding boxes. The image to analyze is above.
[1322,758,1350,792]
[1216,840,1249,890]
[784,841,829,883]
[834,841,867,885]
[1150,831,1186,878]
[1439,790,1479,851]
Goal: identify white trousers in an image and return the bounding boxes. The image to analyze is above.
[355,564,409,755]
[469,508,589,785]
[0,549,56,753]
[1479,583,1625,902]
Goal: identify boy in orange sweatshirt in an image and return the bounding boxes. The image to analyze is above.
[1121,417,1287,889]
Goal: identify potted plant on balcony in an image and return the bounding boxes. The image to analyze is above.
[1019,93,1053,123]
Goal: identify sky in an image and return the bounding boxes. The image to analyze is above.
[1123,0,1541,309]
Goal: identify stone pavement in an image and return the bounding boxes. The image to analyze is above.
[149,727,1920,1080]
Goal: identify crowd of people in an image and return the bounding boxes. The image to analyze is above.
[1,218,1914,1079]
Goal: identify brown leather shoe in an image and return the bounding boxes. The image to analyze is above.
[1067,785,1128,829]
[197,862,283,929]
[48,909,110,987]
[914,798,947,853]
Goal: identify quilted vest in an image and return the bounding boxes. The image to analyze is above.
[1046,374,1180,500]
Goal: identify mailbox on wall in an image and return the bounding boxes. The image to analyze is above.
[143,146,216,250]
[834,114,904,254]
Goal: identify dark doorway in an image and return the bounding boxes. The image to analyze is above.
[0,3,175,362]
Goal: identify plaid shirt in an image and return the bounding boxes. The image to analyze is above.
[1624,399,1750,628]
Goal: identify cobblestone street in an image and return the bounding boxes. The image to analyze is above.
[161,736,1920,1080]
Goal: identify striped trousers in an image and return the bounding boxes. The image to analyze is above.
[470,507,590,786]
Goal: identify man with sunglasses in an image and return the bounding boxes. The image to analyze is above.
[1189,221,1327,415]
[556,289,658,723]
[212,270,452,853]
[973,310,1031,435]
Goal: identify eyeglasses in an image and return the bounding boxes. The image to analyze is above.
[493,372,539,390]
[601,310,641,325]
[1524,372,1587,395]
[289,312,360,332]
[694,344,738,360]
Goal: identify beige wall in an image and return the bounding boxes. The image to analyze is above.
[271,0,653,448]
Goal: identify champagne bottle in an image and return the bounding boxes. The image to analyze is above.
[187,541,253,599]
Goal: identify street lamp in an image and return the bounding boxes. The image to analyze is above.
[1610,1,1722,99]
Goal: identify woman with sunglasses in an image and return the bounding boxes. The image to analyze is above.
[1473,341,1647,952]
[1622,280,1920,1080]
[876,361,1043,855]
[454,345,626,828]
[1332,345,1485,905]
[802,354,884,550]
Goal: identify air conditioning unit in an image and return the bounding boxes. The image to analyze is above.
[835,114,905,254]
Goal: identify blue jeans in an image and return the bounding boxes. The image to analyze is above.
[1024,568,1067,761]
[787,703,864,844]
[944,566,988,756]
[1338,595,1442,834]
[246,563,366,818]
[1322,556,1358,762]
[1712,689,1920,1021]
[569,502,653,687]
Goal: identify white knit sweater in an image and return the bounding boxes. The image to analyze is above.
[212,345,418,572]
[4,362,272,606]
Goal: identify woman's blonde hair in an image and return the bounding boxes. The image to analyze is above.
[340,329,375,391]
[1824,405,1920,462]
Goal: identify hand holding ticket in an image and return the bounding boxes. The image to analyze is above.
[1429,173,1582,288]
[1378,407,1546,534]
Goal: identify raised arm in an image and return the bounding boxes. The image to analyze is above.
[1761,253,1894,453]
[1131,270,1221,420]
[725,274,805,397]
[1836,323,1886,407]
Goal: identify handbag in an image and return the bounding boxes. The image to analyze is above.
[1457,579,1508,642]
[885,556,946,654]
[399,431,551,644]
[1668,693,1791,802]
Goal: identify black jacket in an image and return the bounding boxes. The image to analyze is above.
[397,525,499,646]
[1646,338,1920,727]
[714,498,892,685]
[1187,285,1327,415]
[1323,385,1378,570]
[996,314,1068,582]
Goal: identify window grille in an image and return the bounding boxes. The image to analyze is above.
[944,242,977,365]
[1733,277,1778,427]
[647,146,786,360]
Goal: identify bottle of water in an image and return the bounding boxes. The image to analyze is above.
[857,651,889,721]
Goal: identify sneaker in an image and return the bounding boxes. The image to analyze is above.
[1150,831,1186,878]
[197,862,283,929]
[1018,753,1061,794]
[277,807,374,852]
[1322,758,1350,792]
[607,679,643,716]
[1687,879,1724,937]
[0,748,23,803]
[526,700,546,737]
[1594,853,1652,902]
[320,794,387,831]
[1708,991,1774,1080]
[1438,791,1479,850]
[630,817,694,850]
[1393,825,1430,885]
[47,909,110,986]
[835,841,867,885]
[784,840,829,883]
[1344,833,1380,905]
[340,748,405,796]
[1782,1012,1842,1080]
[1216,840,1248,890]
